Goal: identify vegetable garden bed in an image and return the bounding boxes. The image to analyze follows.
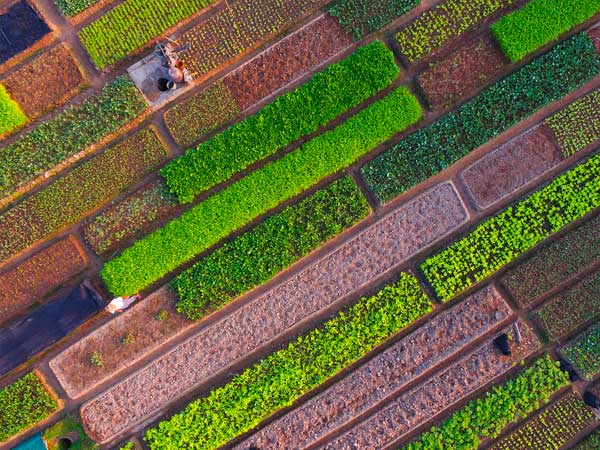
[0,83,26,137]
[0,1,50,65]
[574,431,600,449]
[560,324,600,380]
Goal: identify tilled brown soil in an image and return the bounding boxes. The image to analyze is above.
[460,126,562,210]
[0,236,86,326]
[50,286,193,399]
[320,320,540,450]
[224,14,353,111]
[590,27,600,54]
[234,285,514,450]
[80,183,468,443]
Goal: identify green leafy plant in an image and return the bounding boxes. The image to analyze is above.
[492,0,600,62]
[162,41,400,203]
[101,86,422,295]
[403,355,569,450]
[364,33,600,203]
[145,273,432,449]
[173,177,369,319]
[89,351,103,367]
[0,372,58,442]
[119,443,135,450]
[560,324,600,380]
[0,83,27,136]
[54,0,99,16]
[120,332,136,346]
[0,76,146,198]
[154,309,170,322]
[421,153,600,302]
[329,0,419,40]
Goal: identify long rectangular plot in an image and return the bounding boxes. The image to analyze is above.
[320,320,540,449]
[0,1,50,65]
[81,182,468,443]
[234,286,513,450]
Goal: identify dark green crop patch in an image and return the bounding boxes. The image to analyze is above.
[363,33,600,204]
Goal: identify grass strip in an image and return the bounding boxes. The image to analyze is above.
[421,152,600,302]
[492,0,600,62]
[0,84,27,136]
[363,33,600,204]
[0,76,146,198]
[162,41,400,203]
[0,373,58,442]
[402,355,569,450]
[101,86,422,295]
[561,324,600,380]
[145,273,432,450]
[173,177,369,319]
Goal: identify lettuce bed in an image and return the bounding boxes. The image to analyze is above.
[0,84,27,136]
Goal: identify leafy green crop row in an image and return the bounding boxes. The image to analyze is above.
[492,0,600,62]
[329,0,419,40]
[421,152,600,302]
[363,33,600,204]
[574,431,600,450]
[162,41,400,203]
[173,177,369,319]
[545,88,600,157]
[0,76,146,198]
[403,355,570,450]
[0,84,27,136]
[101,86,422,295]
[54,0,99,16]
[79,0,214,68]
[0,129,166,262]
[145,273,431,449]
[561,324,600,380]
[396,0,514,63]
[0,372,58,442]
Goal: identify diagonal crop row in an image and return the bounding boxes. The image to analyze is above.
[0,129,166,263]
[0,76,146,199]
[172,176,370,320]
[560,324,600,380]
[402,355,569,450]
[421,152,600,302]
[162,41,400,203]
[492,0,600,62]
[574,431,600,449]
[143,273,432,450]
[363,32,600,204]
[101,86,423,296]
[396,0,515,63]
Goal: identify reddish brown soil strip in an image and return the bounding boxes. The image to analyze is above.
[82,180,179,256]
[320,320,540,450]
[488,393,600,450]
[418,34,507,110]
[50,287,193,399]
[460,126,562,210]
[80,183,468,443]
[223,13,353,111]
[234,286,514,450]
[0,236,86,327]
[501,214,600,307]
[589,27,600,54]
[2,44,85,120]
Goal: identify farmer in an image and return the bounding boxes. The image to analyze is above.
[105,294,141,314]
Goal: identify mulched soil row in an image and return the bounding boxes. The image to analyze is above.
[2,44,84,121]
[78,183,468,443]
[0,235,86,327]
[234,285,514,450]
[488,392,600,450]
[321,320,540,450]
[50,286,193,399]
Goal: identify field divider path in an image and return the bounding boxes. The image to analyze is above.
[79,182,469,444]
[233,285,514,450]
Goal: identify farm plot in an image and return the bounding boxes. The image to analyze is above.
[55,0,103,16]
[0,236,86,326]
[80,183,467,443]
[0,84,26,136]
[574,431,600,449]
[363,32,600,203]
[163,41,400,203]
[323,323,542,449]
[0,128,166,263]
[560,324,600,380]
[533,273,600,340]
[0,1,50,65]
[489,392,599,450]
[102,87,423,295]
[0,76,146,199]
[501,213,599,307]
[235,286,514,450]
[0,372,58,443]
[421,153,600,302]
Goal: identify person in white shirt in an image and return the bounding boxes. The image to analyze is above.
[105,294,141,314]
